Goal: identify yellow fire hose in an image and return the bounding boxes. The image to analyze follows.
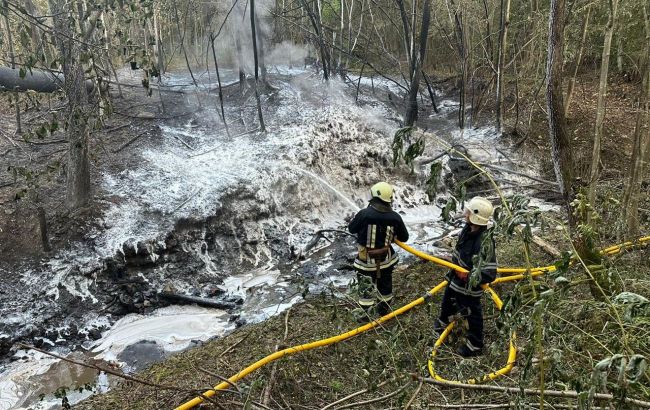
[175,235,649,410]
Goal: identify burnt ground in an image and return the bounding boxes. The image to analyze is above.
[0,82,189,268]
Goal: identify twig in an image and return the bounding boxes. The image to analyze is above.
[18,344,186,391]
[100,122,132,134]
[320,379,393,410]
[413,375,650,408]
[477,162,558,187]
[189,127,260,158]
[262,308,292,406]
[198,367,241,392]
[404,380,423,409]
[112,130,150,153]
[23,139,68,145]
[429,404,510,409]
[170,133,195,150]
[172,189,200,213]
[336,381,411,409]
[219,332,253,357]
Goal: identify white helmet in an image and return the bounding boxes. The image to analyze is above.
[465,196,494,226]
[370,182,394,203]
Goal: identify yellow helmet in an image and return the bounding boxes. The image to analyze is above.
[370,182,394,203]
[465,196,494,226]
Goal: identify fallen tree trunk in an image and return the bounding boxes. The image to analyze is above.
[158,292,237,310]
[0,66,94,93]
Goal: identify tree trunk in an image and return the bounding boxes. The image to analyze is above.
[210,34,229,135]
[545,0,574,223]
[250,0,266,131]
[404,0,431,127]
[495,0,511,133]
[2,0,21,134]
[235,35,246,92]
[49,0,91,209]
[300,0,330,81]
[564,5,590,118]
[620,9,650,237]
[587,0,619,208]
[395,0,412,75]
[153,1,165,75]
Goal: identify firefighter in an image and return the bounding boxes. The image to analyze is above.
[348,182,409,320]
[434,196,497,357]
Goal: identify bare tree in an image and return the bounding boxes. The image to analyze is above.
[48,0,92,209]
[495,0,511,133]
[564,4,591,118]
[250,0,266,131]
[545,0,574,220]
[620,7,650,237]
[587,0,620,208]
[404,0,432,126]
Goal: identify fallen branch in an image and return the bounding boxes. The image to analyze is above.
[158,292,236,310]
[112,130,150,153]
[336,381,411,409]
[198,366,241,393]
[320,379,393,410]
[413,375,650,408]
[219,332,253,357]
[515,226,561,257]
[299,229,355,259]
[189,127,260,158]
[170,133,195,150]
[18,344,185,391]
[476,162,558,187]
[262,308,291,406]
[404,380,424,409]
[23,139,68,145]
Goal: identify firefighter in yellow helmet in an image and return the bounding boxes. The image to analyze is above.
[434,196,497,357]
[348,182,409,320]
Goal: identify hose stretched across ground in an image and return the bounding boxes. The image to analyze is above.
[174,236,649,410]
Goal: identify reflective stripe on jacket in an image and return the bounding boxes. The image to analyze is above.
[348,199,409,271]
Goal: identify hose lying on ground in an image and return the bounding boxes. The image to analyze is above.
[174,235,650,410]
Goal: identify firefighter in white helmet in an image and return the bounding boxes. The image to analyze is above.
[434,196,497,357]
[348,182,409,320]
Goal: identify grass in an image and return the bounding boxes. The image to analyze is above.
[77,223,650,409]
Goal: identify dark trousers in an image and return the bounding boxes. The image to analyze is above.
[357,266,393,314]
[438,286,484,349]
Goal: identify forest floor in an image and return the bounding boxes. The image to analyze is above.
[77,229,650,409]
[0,82,190,268]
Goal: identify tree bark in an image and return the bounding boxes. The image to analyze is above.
[620,8,650,237]
[49,0,92,209]
[587,0,619,208]
[495,0,511,133]
[210,34,229,136]
[250,0,266,131]
[2,0,21,134]
[300,0,330,81]
[564,5,590,118]
[153,1,165,75]
[545,0,575,225]
[234,34,246,92]
[404,0,431,127]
